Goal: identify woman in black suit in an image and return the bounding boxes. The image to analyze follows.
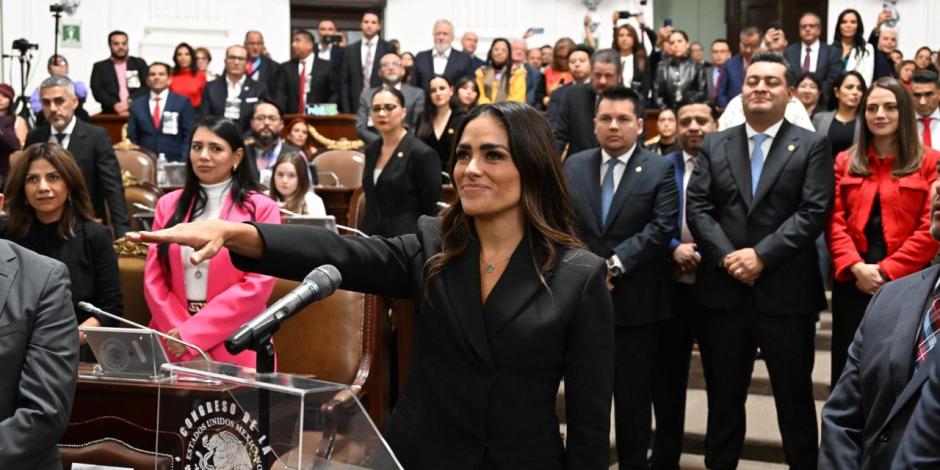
[131,102,615,470]
[363,85,442,237]
[416,74,465,168]
[3,143,123,362]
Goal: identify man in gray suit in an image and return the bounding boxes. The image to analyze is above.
[356,52,424,145]
[0,194,79,468]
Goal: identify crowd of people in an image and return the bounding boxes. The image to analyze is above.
[6,4,940,470]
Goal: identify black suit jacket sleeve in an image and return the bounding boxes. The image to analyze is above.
[892,350,940,469]
[565,260,615,468]
[612,164,678,274]
[93,129,131,237]
[819,287,879,469]
[822,46,844,106]
[88,222,124,325]
[553,93,573,153]
[752,135,833,270]
[0,261,78,469]
[685,135,738,260]
[179,100,196,159]
[90,61,119,113]
[414,145,443,217]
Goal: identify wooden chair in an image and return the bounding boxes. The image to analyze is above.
[115,148,156,185]
[346,187,367,230]
[123,182,162,232]
[312,150,365,189]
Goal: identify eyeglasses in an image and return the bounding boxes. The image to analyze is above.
[226,56,248,62]
[371,104,399,114]
[253,115,281,123]
[799,24,820,30]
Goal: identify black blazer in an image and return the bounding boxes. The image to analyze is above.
[411,48,474,90]
[783,42,843,108]
[339,38,391,113]
[893,341,940,469]
[552,83,598,155]
[820,265,940,470]
[248,54,280,92]
[89,56,150,113]
[0,240,78,470]
[273,55,338,115]
[417,109,465,168]
[231,218,614,469]
[361,133,442,237]
[685,120,834,315]
[199,75,270,133]
[25,120,131,237]
[565,146,678,326]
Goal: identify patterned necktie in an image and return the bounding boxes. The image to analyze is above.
[298,59,307,113]
[802,46,812,73]
[363,41,374,83]
[915,291,940,367]
[923,118,933,149]
[750,133,769,196]
[601,158,621,224]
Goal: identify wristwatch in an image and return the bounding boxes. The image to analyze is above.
[606,257,624,278]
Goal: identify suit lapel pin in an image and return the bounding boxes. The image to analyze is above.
[787,144,796,152]
[447,128,454,135]
[635,166,642,173]
[397,151,404,158]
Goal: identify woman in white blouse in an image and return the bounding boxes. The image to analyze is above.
[832,9,875,86]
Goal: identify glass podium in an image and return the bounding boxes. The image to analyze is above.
[156,360,401,469]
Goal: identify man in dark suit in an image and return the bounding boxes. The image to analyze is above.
[244,30,279,91]
[28,76,131,237]
[356,53,424,145]
[200,45,270,133]
[545,45,592,125]
[274,30,338,115]
[893,330,940,469]
[821,178,940,469]
[716,27,761,108]
[339,12,388,113]
[127,62,195,162]
[315,19,344,67]
[565,86,678,469]
[411,19,474,89]
[462,31,485,72]
[651,102,717,470]
[784,13,842,108]
[245,101,304,187]
[553,48,620,155]
[90,30,149,115]
[0,234,79,470]
[706,39,732,106]
[687,53,834,470]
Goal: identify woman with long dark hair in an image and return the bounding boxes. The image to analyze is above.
[3,143,123,362]
[813,71,868,159]
[267,152,325,216]
[914,46,940,74]
[417,74,465,166]
[474,38,526,104]
[832,9,875,86]
[130,102,614,469]
[453,75,480,113]
[613,23,649,97]
[795,72,823,118]
[827,77,940,386]
[170,42,206,108]
[143,116,280,367]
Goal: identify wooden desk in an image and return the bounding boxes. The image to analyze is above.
[90,114,128,144]
[313,186,357,226]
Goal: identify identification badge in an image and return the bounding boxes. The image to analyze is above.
[224,98,241,120]
[126,70,141,89]
[162,111,179,135]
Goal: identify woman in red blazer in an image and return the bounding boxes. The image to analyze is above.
[827,77,940,387]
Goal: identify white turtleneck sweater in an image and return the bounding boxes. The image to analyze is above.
[182,178,233,301]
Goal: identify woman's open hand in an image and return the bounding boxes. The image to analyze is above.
[127,220,242,265]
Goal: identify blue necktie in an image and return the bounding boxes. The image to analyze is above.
[601,158,621,224]
[751,133,769,196]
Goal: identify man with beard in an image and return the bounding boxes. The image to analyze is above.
[913,70,940,151]
[356,52,424,145]
[339,12,389,113]
[90,30,149,114]
[245,100,304,187]
[411,19,473,89]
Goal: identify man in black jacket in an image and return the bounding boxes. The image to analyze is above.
[244,30,279,91]
[687,53,833,469]
[552,48,621,155]
[200,45,270,133]
[410,19,474,89]
[783,13,843,108]
[90,30,149,115]
[339,12,389,113]
[27,76,131,237]
[273,30,338,115]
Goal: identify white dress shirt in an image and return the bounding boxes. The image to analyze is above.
[678,152,699,284]
[361,37,378,69]
[149,89,169,118]
[917,108,940,151]
[225,74,246,101]
[183,179,232,301]
[621,55,635,87]
[433,47,451,75]
[318,43,333,62]
[745,119,784,161]
[801,39,820,72]
[718,95,815,132]
[47,115,78,148]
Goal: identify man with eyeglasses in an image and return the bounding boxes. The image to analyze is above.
[245,100,311,187]
[200,44,270,133]
[784,12,842,107]
[356,52,424,145]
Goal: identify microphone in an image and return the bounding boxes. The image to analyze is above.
[77,301,212,364]
[225,265,342,355]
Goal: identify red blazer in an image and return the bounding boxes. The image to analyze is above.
[170,69,206,109]
[827,146,940,282]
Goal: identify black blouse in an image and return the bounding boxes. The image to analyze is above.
[828,118,857,157]
[419,110,466,168]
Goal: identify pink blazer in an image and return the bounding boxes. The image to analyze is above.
[144,189,281,368]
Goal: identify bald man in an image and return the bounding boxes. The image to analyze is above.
[462,31,485,71]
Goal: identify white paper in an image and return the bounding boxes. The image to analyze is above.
[126,70,141,89]
[161,111,179,135]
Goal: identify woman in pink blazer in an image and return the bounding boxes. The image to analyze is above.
[144,116,280,368]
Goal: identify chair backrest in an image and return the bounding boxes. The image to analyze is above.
[115,149,156,185]
[312,150,365,189]
[124,183,162,232]
[346,187,366,230]
[273,280,382,387]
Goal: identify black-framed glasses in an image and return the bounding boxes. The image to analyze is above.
[371,104,399,114]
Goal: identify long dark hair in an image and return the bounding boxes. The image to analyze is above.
[424,102,583,291]
[157,116,261,274]
[417,74,454,141]
[269,152,313,213]
[173,42,198,74]
[453,76,479,111]
[486,38,511,70]
[850,77,923,177]
[6,143,96,240]
[612,24,647,73]
[833,9,868,60]
[831,70,868,112]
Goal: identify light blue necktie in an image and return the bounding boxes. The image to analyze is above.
[601,158,621,224]
[751,133,769,196]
